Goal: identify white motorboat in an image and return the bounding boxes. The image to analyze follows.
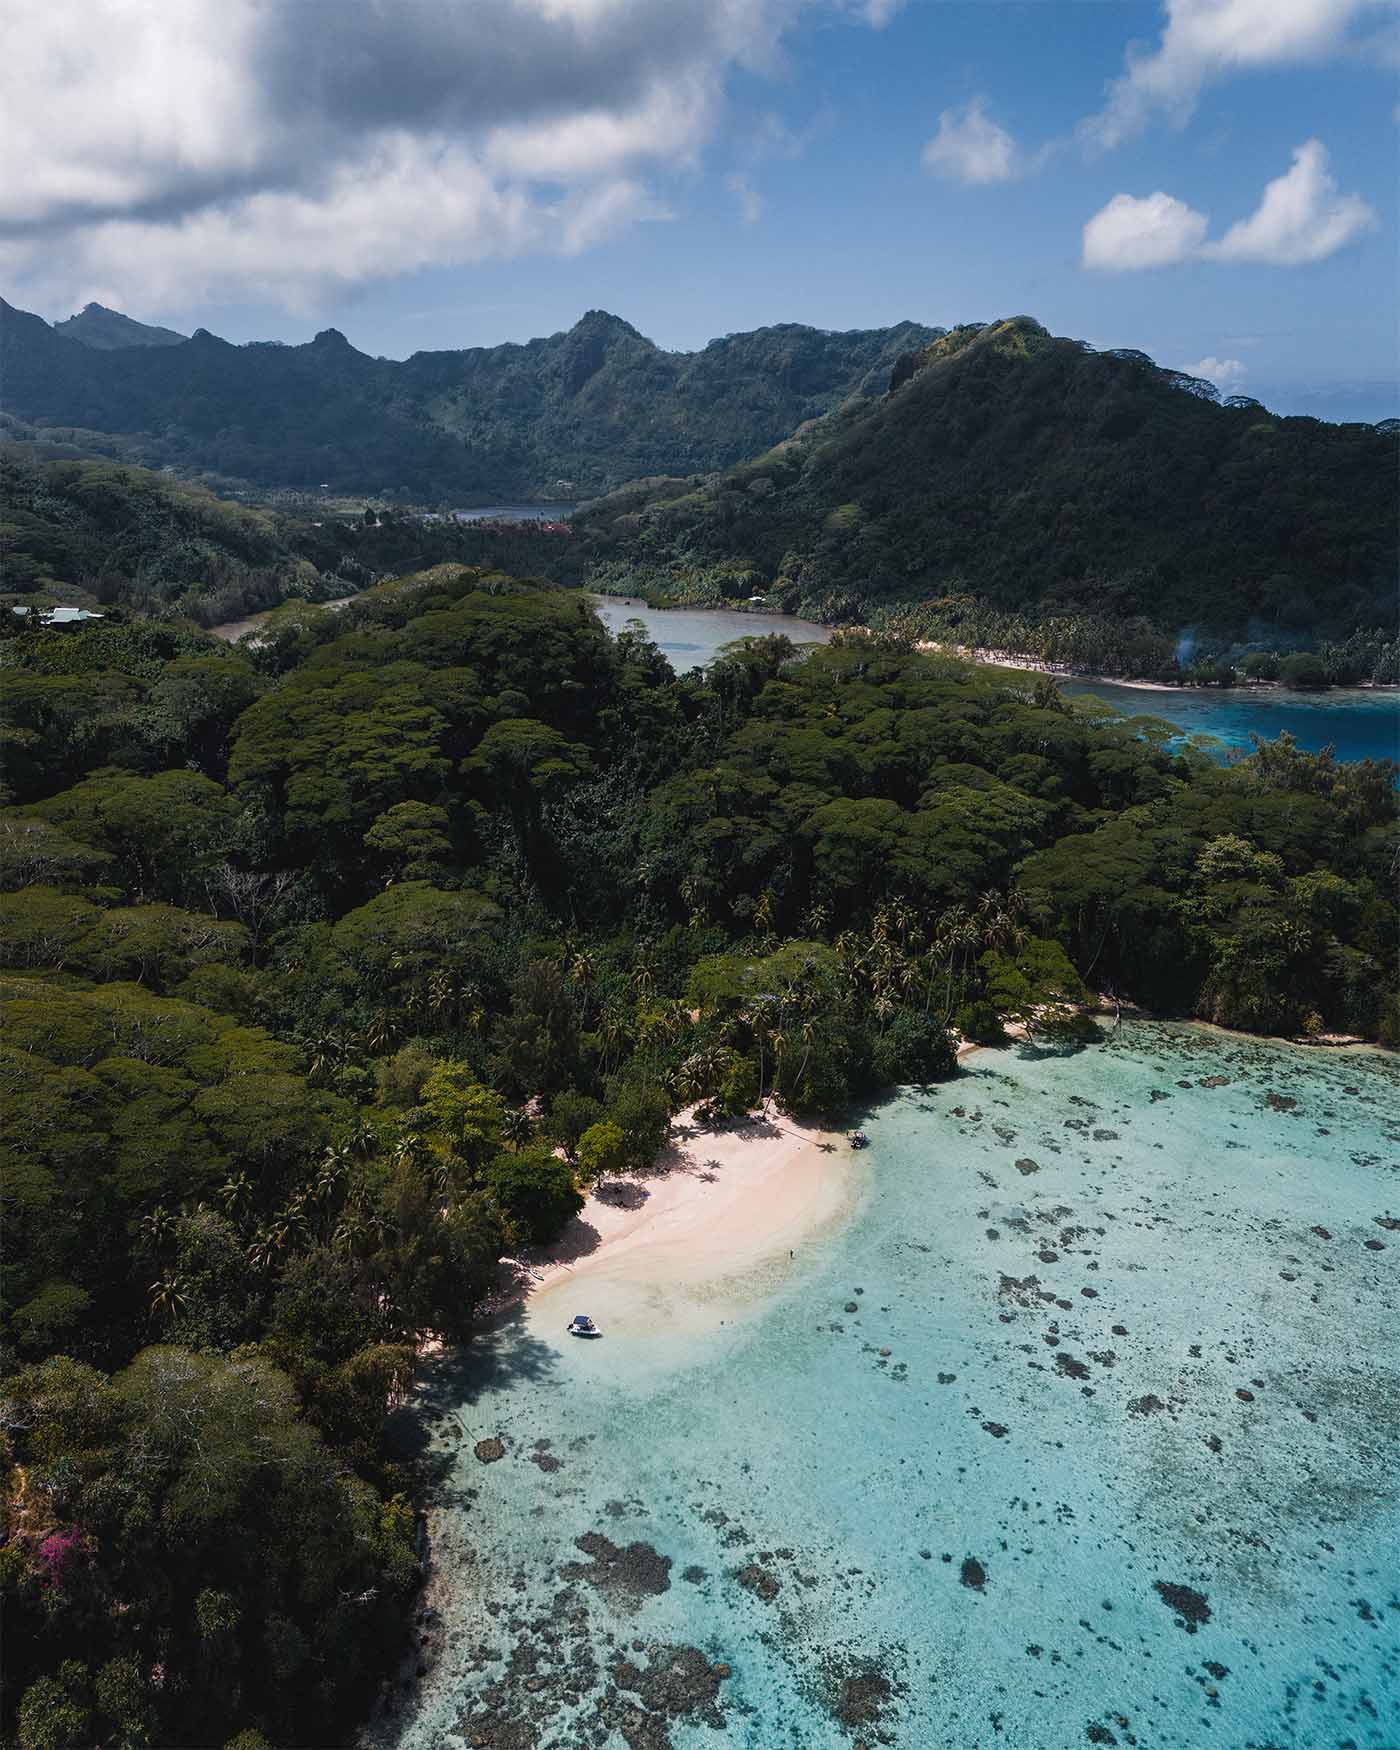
[567,1313,602,1338]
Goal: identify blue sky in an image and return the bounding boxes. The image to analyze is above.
[5,1,1395,419]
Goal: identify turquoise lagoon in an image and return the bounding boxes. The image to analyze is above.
[587,595,1396,766]
[383,1024,1399,1749]
[1061,679,1398,769]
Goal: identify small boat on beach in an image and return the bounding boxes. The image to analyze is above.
[567,1313,602,1338]
[849,1131,870,1150]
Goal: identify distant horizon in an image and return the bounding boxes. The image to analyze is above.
[22,295,1397,428]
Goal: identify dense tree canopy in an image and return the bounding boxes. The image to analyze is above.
[1,571,1394,1746]
[574,319,1398,677]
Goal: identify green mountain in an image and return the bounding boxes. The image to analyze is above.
[575,317,1398,665]
[51,301,187,349]
[0,300,939,499]
[0,448,580,626]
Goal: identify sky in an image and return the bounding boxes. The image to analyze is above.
[3,0,1396,420]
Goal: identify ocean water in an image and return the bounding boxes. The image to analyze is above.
[379,1023,1400,1749]
[587,596,1396,765]
[1062,680,1399,769]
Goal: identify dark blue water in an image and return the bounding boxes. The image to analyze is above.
[1062,677,1398,766]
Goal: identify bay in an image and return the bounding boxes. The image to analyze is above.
[1062,676,1398,767]
[452,504,576,523]
[589,596,1395,763]
[589,594,833,673]
[379,1022,1400,1749]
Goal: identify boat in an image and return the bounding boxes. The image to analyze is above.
[849,1131,870,1150]
[567,1313,602,1338]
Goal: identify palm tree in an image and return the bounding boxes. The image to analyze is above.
[149,1276,188,1321]
[630,955,657,1003]
[768,1029,788,1105]
[138,1205,177,1254]
[503,1107,534,1151]
[802,901,829,939]
[217,1173,255,1222]
[677,1043,726,1104]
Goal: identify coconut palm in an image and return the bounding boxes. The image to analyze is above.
[503,1107,534,1151]
[149,1276,188,1320]
[138,1205,177,1253]
[217,1173,255,1222]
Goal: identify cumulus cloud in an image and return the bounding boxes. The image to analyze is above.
[1083,139,1374,270]
[1206,138,1377,262]
[1081,0,1393,150]
[922,99,1020,184]
[1082,190,1211,270]
[1184,355,1247,389]
[0,0,890,312]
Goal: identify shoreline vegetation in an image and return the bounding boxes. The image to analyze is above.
[909,638,1400,695]
[389,1004,1385,1736]
[429,1000,1373,1372]
[487,1103,854,1329]
[3,563,1395,1750]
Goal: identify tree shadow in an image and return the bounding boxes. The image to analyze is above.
[388,1303,562,1494]
[593,1178,649,1210]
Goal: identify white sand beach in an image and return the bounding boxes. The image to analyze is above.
[499,1108,857,1342]
[916,638,1183,691]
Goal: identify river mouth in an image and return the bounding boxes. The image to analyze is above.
[373,1021,1400,1748]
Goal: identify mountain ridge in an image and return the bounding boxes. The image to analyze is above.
[0,299,941,499]
[51,301,187,350]
[573,316,1397,661]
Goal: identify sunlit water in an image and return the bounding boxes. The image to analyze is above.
[1062,678,1398,768]
[377,1022,1400,1749]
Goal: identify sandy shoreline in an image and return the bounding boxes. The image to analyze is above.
[916,638,1399,697]
[488,1105,855,1340]
[917,639,1192,692]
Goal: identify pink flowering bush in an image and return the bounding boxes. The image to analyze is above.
[36,1526,88,1591]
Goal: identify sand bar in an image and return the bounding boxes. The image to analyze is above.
[497,1107,856,1345]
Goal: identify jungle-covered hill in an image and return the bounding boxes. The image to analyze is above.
[574,317,1398,665]
[0,448,579,626]
[1,569,1395,1746]
[0,299,938,499]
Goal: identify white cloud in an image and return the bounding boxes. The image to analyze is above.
[922,98,1020,184]
[726,174,765,224]
[1081,0,1394,150]
[1083,139,1375,270]
[839,0,907,26]
[1205,138,1377,262]
[1082,190,1210,270]
[0,0,893,313]
[1184,355,1247,388]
